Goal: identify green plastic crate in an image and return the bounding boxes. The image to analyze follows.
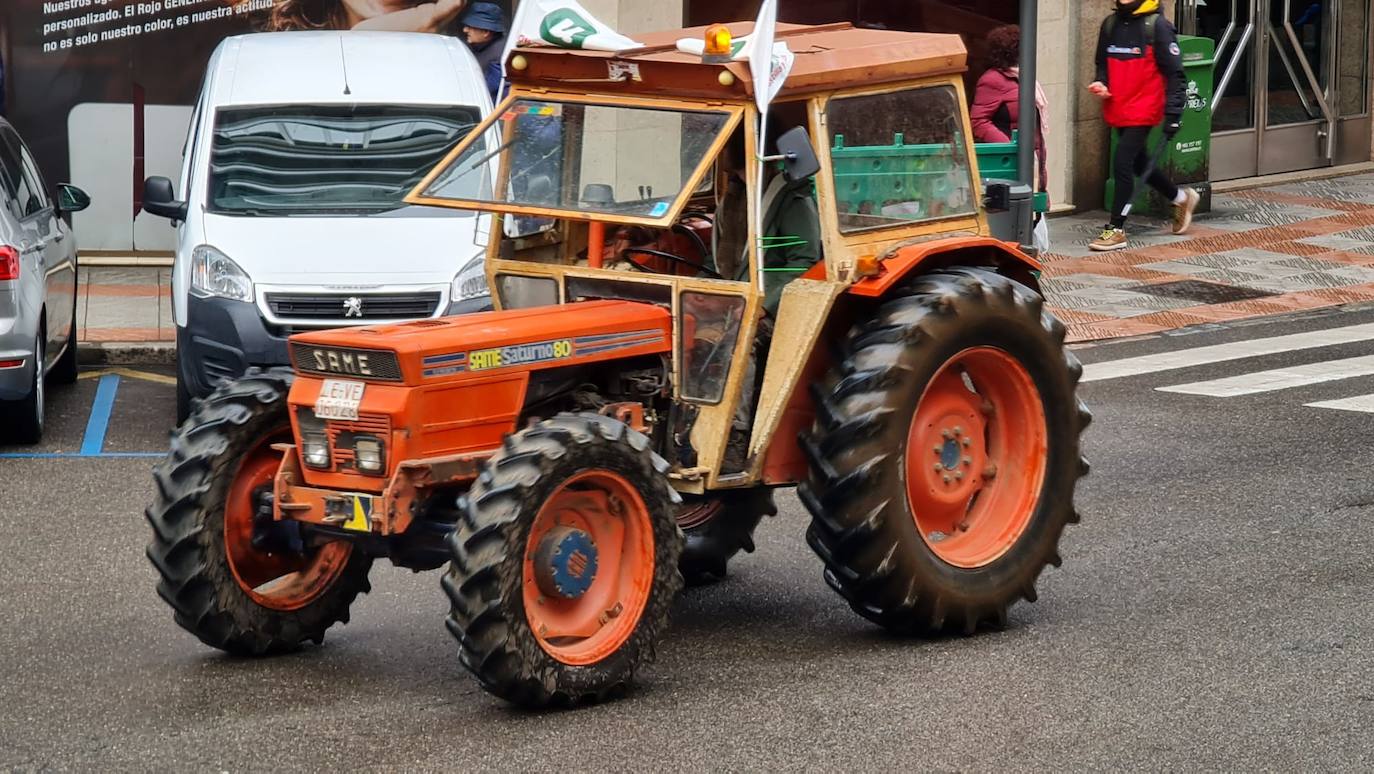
[831,131,1047,217]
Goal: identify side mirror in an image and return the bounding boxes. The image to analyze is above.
[984,181,1012,213]
[142,176,188,221]
[775,126,821,183]
[56,184,91,214]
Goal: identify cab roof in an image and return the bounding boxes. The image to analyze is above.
[508,22,968,102]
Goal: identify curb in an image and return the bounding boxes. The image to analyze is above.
[78,341,177,366]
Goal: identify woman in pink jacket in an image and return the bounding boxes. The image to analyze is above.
[970,25,1049,196]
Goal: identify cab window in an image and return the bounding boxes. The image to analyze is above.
[826,86,977,233]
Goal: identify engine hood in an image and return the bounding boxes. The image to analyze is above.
[201,211,486,285]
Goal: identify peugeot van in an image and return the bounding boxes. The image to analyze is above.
[143,32,495,421]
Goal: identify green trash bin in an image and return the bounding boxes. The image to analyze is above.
[1103,34,1214,219]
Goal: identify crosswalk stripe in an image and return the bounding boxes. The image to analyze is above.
[1156,354,1374,397]
[1081,322,1374,383]
[1305,394,1374,413]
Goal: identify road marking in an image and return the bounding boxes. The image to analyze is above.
[1306,394,1374,414]
[1157,354,1374,397]
[1082,322,1374,382]
[80,374,120,455]
[78,367,175,386]
[0,373,164,459]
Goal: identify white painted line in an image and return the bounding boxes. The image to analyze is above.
[1306,394,1374,413]
[1156,354,1374,396]
[1081,322,1374,383]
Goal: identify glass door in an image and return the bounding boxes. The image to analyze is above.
[1181,0,1370,179]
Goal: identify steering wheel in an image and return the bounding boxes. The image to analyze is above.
[623,247,722,280]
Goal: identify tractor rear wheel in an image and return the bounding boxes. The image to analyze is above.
[801,268,1090,634]
[677,488,776,586]
[443,413,684,707]
[145,369,373,655]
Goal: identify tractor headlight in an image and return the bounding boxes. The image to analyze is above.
[297,408,331,470]
[353,436,385,474]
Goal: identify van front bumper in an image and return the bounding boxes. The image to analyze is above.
[178,296,290,399]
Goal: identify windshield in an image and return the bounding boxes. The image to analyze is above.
[419,99,732,221]
[208,104,486,216]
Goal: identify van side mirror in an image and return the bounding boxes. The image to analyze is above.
[56,184,91,214]
[775,126,821,183]
[142,176,188,221]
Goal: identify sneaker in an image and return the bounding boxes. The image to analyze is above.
[1171,187,1200,235]
[1089,227,1128,252]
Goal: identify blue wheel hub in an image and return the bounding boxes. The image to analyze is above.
[533,526,599,599]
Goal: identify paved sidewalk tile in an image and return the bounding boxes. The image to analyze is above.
[1044,172,1374,342]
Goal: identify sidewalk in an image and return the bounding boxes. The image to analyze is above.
[76,171,1374,350]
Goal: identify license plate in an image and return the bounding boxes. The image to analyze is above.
[314,379,365,421]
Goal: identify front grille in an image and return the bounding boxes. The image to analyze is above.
[290,344,403,381]
[327,412,391,471]
[266,292,442,321]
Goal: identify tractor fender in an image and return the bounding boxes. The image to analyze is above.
[846,235,1043,297]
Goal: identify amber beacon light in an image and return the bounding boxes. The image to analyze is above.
[703,24,733,63]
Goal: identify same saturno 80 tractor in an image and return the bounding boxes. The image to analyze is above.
[147,22,1090,707]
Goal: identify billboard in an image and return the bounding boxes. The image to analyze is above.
[1,0,493,251]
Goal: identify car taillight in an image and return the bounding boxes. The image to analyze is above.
[0,246,18,281]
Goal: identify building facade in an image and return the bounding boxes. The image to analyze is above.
[0,0,1370,255]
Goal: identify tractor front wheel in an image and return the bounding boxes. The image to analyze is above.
[145,369,373,655]
[443,413,684,707]
[801,268,1090,634]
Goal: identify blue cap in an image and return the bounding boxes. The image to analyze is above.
[462,2,506,33]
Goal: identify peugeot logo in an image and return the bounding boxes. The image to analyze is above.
[342,296,364,319]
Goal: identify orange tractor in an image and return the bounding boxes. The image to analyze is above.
[147,22,1089,707]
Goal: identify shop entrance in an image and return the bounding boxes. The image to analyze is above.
[1180,0,1372,180]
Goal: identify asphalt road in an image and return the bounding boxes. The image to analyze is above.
[4,306,1374,771]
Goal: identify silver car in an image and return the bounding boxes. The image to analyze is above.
[0,119,90,443]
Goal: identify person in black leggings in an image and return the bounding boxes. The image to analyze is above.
[1088,0,1199,251]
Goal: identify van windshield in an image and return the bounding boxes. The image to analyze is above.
[207,104,486,216]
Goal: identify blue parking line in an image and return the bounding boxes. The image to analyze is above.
[0,372,166,460]
[79,374,120,456]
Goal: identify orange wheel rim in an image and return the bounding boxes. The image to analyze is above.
[224,429,351,611]
[523,470,655,666]
[905,347,1048,569]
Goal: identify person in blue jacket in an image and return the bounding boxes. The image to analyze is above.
[460,2,507,101]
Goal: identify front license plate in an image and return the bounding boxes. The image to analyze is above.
[315,379,365,421]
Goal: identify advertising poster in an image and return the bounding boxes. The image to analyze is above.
[1,0,501,251]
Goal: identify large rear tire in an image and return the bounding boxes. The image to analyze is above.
[801,268,1090,634]
[442,413,684,707]
[677,488,776,586]
[146,369,373,655]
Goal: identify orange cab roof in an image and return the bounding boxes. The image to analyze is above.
[507,22,968,102]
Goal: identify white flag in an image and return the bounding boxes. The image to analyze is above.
[506,0,643,57]
[738,0,792,112]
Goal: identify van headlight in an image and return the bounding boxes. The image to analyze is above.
[190,245,253,303]
[448,253,490,314]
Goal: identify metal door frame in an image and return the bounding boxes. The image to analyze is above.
[1182,0,1365,179]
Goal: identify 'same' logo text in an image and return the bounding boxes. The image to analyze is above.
[470,340,573,371]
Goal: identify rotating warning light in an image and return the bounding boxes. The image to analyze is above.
[703,24,732,63]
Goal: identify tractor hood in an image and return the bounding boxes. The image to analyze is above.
[286,300,672,384]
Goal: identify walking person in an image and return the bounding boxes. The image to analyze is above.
[1088,0,1200,252]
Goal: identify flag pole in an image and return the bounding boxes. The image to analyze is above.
[755,107,769,292]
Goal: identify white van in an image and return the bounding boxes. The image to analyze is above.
[142,31,494,420]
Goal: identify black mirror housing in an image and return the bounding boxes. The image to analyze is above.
[142,176,188,221]
[984,181,1012,213]
[775,126,821,183]
[57,183,91,214]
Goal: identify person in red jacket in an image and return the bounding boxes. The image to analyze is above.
[971,25,1049,197]
[1088,0,1200,252]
